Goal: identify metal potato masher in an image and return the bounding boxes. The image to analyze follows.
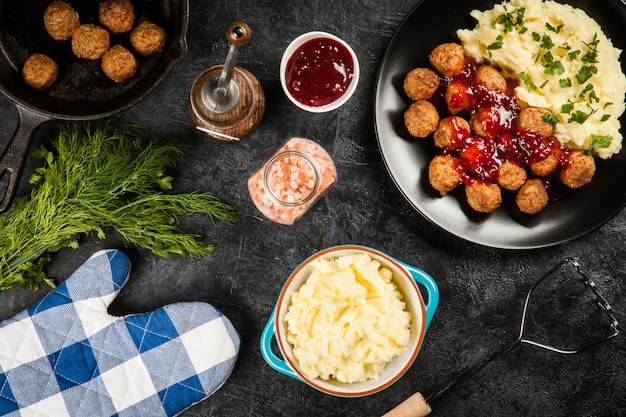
[384,257,620,417]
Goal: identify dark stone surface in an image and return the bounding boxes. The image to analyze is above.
[1,0,625,416]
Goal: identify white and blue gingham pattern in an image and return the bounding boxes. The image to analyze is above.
[0,249,240,417]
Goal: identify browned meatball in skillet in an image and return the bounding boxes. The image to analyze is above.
[465,182,502,213]
[404,100,440,138]
[429,43,465,77]
[99,0,135,34]
[474,64,507,93]
[130,21,168,56]
[516,178,548,214]
[403,67,440,101]
[516,107,555,137]
[22,53,58,90]
[101,45,137,82]
[433,116,470,149]
[559,150,595,188]
[43,0,80,41]
[498,161,527,191]
[72,24,110,60]
[428,155,461,196]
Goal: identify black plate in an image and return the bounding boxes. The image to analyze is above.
[374,0,626,249]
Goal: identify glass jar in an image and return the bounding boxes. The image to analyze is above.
[248,137,337,225]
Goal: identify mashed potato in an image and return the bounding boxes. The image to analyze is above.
[284,253,411,383]
[457,0,626,159]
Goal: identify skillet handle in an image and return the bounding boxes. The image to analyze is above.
[0,104,49,214]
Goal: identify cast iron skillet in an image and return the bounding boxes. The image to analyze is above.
[0,0,189,213]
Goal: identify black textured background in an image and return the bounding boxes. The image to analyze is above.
[1,0,625,416]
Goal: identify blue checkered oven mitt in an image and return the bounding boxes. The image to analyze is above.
[0,249,240,417]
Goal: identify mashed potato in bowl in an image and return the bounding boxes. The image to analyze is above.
[457,0,626,159]
[263,245,438,397]
[284,252,411,384]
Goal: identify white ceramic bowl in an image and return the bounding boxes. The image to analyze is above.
[260,245,439,397]
[280,31,360,113]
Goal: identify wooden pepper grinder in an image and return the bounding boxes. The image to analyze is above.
[189,22,265,141]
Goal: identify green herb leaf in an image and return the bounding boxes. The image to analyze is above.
[519,71,537,90]
[568,110,592,124]
[493,7,526,33]
[559,78,572,88]
[576,65,597,84]
[545,22,563,33]
[591,134,613,148]
[0,120,238,291]
[561,101,574,114]
[487,35,504,58]
[567,50,581,61]
[542,112,559,125]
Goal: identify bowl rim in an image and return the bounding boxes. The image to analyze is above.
[274,244,427,397]
[279,31,360,113]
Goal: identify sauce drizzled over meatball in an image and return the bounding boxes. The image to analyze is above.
[404,43,596,214]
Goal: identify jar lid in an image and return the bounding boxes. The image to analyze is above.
[263,150,321,207]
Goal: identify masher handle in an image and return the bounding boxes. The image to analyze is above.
[382,392,432,417]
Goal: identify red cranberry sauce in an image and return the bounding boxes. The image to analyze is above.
[437,58,569,186]
[285,37,355,107]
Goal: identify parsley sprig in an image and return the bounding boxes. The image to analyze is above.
[486,6,527,57]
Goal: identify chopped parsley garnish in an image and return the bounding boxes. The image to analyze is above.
[561,101,574,114]
[545,22,563,33]
[567,50,581,61]
[591,134,613,148]
[567,105,597,124]
[581,33,600,64]
[576,65,598,84]
[559,78,572,88]
[600,114,611,122]
[578,83,599,103]
[519,71,537,90]
[492,6,527,33]
[486,35,504,58]
[542,112,559,125]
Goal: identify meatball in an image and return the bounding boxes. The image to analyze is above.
[99,0,135,34]
[530,152,559,177]
[444,80,473,115]
[404,100,440,138]
[101,45,137,82]
[559,150,595,188]
[43,0,80,41]
[498,161,527,191]
[428,155,461,196]
[72,24,110,60]
[516,178,548,215]
[403,67,440,101]
[22,53,58,90]
[516,107,554,137]
[474,64,507,93]
[465,182,502,213]
[130,21,168,56]
[433,116,470,149]
[470,107,502,139]
[429,43,465,77]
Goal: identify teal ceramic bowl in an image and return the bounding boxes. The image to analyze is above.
[260,245,438,397]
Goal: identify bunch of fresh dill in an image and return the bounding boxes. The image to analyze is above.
[0,119,237,291]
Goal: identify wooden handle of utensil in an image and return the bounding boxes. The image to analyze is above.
[226,21,251,46]
[382,392,432,417]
